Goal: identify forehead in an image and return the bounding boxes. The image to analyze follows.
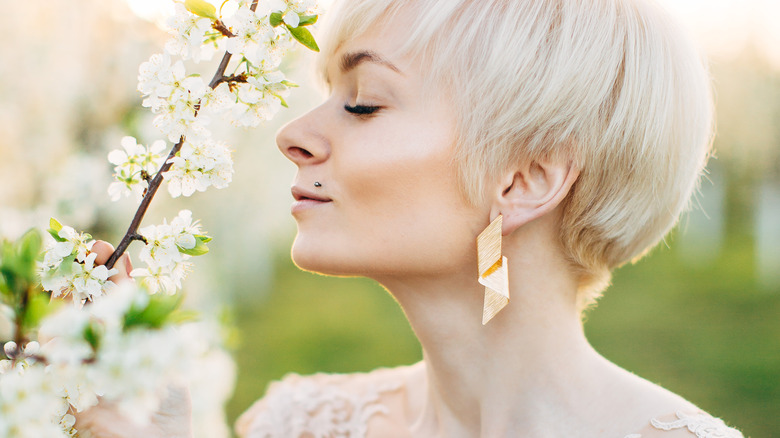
[316,1,429,84]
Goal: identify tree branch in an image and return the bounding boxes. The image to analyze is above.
[105,138,183,270]
[105,9,252,270]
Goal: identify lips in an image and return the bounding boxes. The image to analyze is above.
[291,186,332,202]
[290,186,333,215]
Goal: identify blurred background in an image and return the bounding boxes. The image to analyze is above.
[0,1,777,437]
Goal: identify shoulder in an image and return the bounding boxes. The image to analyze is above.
[235,363,420,438]
[624,411,745,438]
[596,362,744,438]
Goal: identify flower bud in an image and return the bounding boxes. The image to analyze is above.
[4,341,18,358]
[24,341,40,355]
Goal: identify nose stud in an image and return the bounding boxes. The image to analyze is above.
[314,182,322,188]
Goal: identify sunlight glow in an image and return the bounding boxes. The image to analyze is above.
[657,0,780,67]
[125,0,175,26]
[124,0,780,69]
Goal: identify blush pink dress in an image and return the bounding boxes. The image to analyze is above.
[236,363,744,438]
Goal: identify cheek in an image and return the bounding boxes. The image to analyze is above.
[325,118,482,274]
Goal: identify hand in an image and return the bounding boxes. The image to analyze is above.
[74,385,193,438]
[91,241,133,284]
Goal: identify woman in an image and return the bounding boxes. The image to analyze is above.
[234,0,744,436]
[82,0,744,436]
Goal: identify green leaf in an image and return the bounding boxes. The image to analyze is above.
[185,0,218,20]
[48,218,67,242]
[124,294,182,330]
[83,322,101,351]
[269,12,283,27]
[298,14,318,26]
[178,235,209,256]
[0,241,15,302]
[22,291,53,331]
[287,25,320,52]
[17,230,42,284]
[47,229,66,242]
[281,80,299,88]
[19,230,41,262]
[277,94,289,108]
[49,218,63,233]
[195,234,212,243]
[0,241,18,298]
[168,309,200,324]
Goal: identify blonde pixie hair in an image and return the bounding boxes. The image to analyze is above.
[318,0,714,307]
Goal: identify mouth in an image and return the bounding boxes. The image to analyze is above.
[291,186,333,203]
[290,186,333,215]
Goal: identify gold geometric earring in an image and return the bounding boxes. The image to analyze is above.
[477,215,510,325]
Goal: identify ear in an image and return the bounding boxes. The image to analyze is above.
[489,158,579,235]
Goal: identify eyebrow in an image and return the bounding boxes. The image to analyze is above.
[340,50,403,75]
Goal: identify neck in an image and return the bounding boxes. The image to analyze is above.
[374,229,603,437]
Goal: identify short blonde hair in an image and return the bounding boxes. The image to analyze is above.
[318,0,714,307]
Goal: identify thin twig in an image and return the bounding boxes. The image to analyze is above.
[105,11,253,269]
[105,138,183,270]
[213,20,235,38]
[208,51,234,89]
[12,286,30,348]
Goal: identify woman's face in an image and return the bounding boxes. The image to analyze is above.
[277,18,487,280]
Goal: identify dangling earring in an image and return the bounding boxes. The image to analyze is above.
[477,215,509,325]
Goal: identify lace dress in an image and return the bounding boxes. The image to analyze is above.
[236,367,744,438]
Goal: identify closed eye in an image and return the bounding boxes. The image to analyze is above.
[344,104,382,116]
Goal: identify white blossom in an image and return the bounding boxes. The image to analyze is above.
[165,3,216,63]
[253,0,287,18]
[170,210,202,248]
[138,53,181,107]
[56,226,93,263]
[282,10,300,27]
[256,0,319,20]
[138,54,208,142]
[87,322,195,426]
[133,211,208,294]
[45,253,117,306]
[0,365,70,438]
[131,265,178,295]
[165,139,234,197]
[224,4,269,57]
[1,0,323,435]
[107,136,167,202]
[223,3,297,68]
[40,226,117,305]
[169,260,193,290]
[34,285,197,427]
[138,223,181,269]
[225,80,285,127]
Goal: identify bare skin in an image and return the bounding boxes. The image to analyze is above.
[274,11,699,438]
[81,9,699,438]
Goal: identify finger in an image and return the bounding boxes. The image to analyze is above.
[122,253,134,275]
[109,253,134,283]
[92,240,115,266]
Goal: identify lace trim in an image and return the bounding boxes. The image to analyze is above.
[650,412,744,438]
[241,373,401,438]
[626,411,744,438]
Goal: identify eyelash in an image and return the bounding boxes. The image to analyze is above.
[344,104,382,116]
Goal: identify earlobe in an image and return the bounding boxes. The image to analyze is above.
[491,160,579,235]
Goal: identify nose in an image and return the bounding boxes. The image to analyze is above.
[276,104,331,166]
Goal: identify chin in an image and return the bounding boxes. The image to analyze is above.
[290,235,355,277]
